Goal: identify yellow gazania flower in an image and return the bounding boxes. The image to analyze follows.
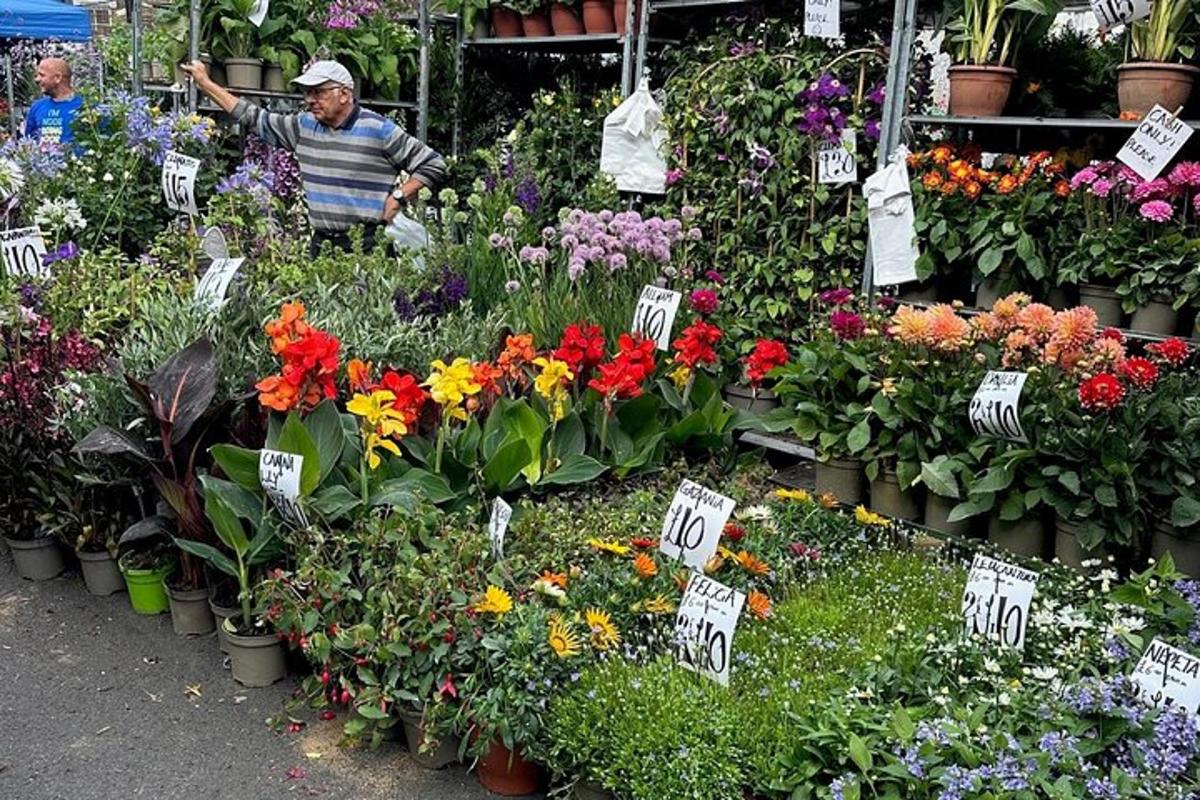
[774,487,810,502]
[584,608,620,651]
[668,363,692,390]
[532,357,574,399]
[855,505,889,526]
[588,538,630,556]
[547,616,582,658]
[473,585,513,616]
[362,431,401,470]
[347,390,407,438]
[641,594,676,615]
[423,358,482,409]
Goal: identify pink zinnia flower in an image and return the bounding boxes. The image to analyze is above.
[1090,178,1114,198]
[1070,166,1098,189]
[830,310,866,341]
[690,288,719,315]
[1131,178,1171,202]
[1168,162,1200,188]
[1139,200,1174,223]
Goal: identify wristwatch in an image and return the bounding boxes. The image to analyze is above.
[391,187,408,205]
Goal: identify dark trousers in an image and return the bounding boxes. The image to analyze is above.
[309,222,384,257]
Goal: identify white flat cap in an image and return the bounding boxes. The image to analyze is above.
[291,60,354,90]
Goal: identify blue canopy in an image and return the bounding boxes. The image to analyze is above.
[0,0,92,43]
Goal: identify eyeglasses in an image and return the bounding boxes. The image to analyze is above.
[304,84,343,99]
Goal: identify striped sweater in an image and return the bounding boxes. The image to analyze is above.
[231,99,446,233]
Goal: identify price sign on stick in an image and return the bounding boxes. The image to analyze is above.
[675,573,746,686]
[248,0,269,26]
[488,497,513,560]
[1117,104,1195,182]
[969,371,1028,443]
[161,152,201,215]
[804,0,840,38]
[659,479,736,570]
[200,226,230,261]
[0,227,48,278]
[631,285,682,351]
[1131,638,1200,715]
[259,449,308,528]
[194,257,245,310]
[818,129,858,185]
[1090,0,1151,30]
[961,554,1038,650]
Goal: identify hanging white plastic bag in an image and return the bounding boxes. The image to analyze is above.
[384,213,431,270]
[864,146,919,286]
[600,78,668,195]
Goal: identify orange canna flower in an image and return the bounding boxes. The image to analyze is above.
[632,552,658,578]
[264,301,311,354]
[473,361,504,397]
[747,590,772,620]
[347,358,373,392]
[497,334,537,381]
[255,374,297,412]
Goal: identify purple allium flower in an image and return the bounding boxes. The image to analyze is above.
[504,280,521,294]
[488,233,506,249]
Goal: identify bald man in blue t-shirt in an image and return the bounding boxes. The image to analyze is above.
[24,58,83,146]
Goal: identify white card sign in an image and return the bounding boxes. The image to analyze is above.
[674,573,745,686]
[1131,638,1200,715]
[865,151,919,286]
[804,0,840,39]
[161,152,201,215]
[200,226,230,261]
[961,554,1038,650]
[259,449,308,528]
[1117,105,1195,182]
[248,0,269,26]
[631,285,682,351]
[1,226,48,278]
[969,370,1028,443]
[194,257,245,310]
[1090,0,1151,30]
[659,479,736,570]
[488,497,512,560]
[818,129,857,185]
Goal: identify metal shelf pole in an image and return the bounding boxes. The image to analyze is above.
[189,0,199,112]
[130,0,143,95]
[418,0,430,140]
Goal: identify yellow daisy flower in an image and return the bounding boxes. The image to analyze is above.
[855,505,889,526]
[472,585,513,616]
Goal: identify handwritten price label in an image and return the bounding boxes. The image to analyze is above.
[259,449,308,528]
[659,479,736,571]
[961,554,1038,650]
[488,497,513,560]
[1089,0,1151,29]
[818,129,857,185]
[675,573,745,686]
[161,152,201,215]
[969,371,1028,443]
[194,257,245,310]
[0,226,48,278]
[1131,638,1200,715]
[631,285,682,351]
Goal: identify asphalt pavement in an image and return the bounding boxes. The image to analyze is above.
[0,548,507,800]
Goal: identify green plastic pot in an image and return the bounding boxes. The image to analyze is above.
[120,560,173,615]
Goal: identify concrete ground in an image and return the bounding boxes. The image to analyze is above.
[0,550,507,800]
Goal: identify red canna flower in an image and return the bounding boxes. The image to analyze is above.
[1078,373,1125,412]
[615,332,657,381]
[554,322,606,375]
[378,369,428,425]
[744,338,789,387]
[588,359,644,401]
[672,320,722,369]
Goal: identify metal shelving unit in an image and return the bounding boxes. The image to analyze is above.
[632,0,756,82]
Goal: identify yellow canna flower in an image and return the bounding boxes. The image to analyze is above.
[473,585,513,616]
[532,357,574,399]
[668,363,692,390]
[423,358,482,410]
[347,390,407,437]
[362,431,401,470]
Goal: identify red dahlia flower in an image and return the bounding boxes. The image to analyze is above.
[1119,357,1159,390]
[1146,337,1191,368]
[744,338,789,387]
[1078,373,1125,412]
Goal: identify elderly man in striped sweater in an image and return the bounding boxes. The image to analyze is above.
[182,59,445,256]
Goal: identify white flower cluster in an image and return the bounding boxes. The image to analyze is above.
[34,197,87,231]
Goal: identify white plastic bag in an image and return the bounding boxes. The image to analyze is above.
[600,78,668,195]
[384,213,431,270]
[863,146,919,286]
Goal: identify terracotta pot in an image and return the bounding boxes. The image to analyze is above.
[948,65,1016,117]
[223,57,263,91]
[582,0,616,33]
[477,739,540,796]
[613,0,630,34]
[1151,519,1200,577]
[924,493,973,538]
[1078,283,1124,328]
[549,3,584,34]
[1117,62,1200,119]
[1054,517,1105,570]
[521,10,552,37]
[491,7,524,37]
[868,468,921,522]
[1129,299,1179,336]
[986,513,1045,559]
[814,456,863,506]
[723,384,779,414]
[401,710,460,769]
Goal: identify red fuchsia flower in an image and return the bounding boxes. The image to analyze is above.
[1078,373,1125,412]
[672,320,722,368]
[1119,356,1159,390]
[1147,337,1192,368]
[830,310,866,341]
[744,338,789,387]
[722,522,747,542]
[690,288,719,315]
[438,674,458,699]
[819,288,854,305]
[319,710,337,721]
[1139,200,1174,222]
[554,322,606,375]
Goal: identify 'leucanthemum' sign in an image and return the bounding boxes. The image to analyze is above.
[961,554,1038,650]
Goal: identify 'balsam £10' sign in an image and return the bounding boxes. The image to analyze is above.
[659,479,736,571]
[0,227,48,278]
[1131,637,1200,716]
[631,284,682,351]
[969,370,1028,443]
[961,554,1038,650]
[161,151,201,215]
[675,573,746,686]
